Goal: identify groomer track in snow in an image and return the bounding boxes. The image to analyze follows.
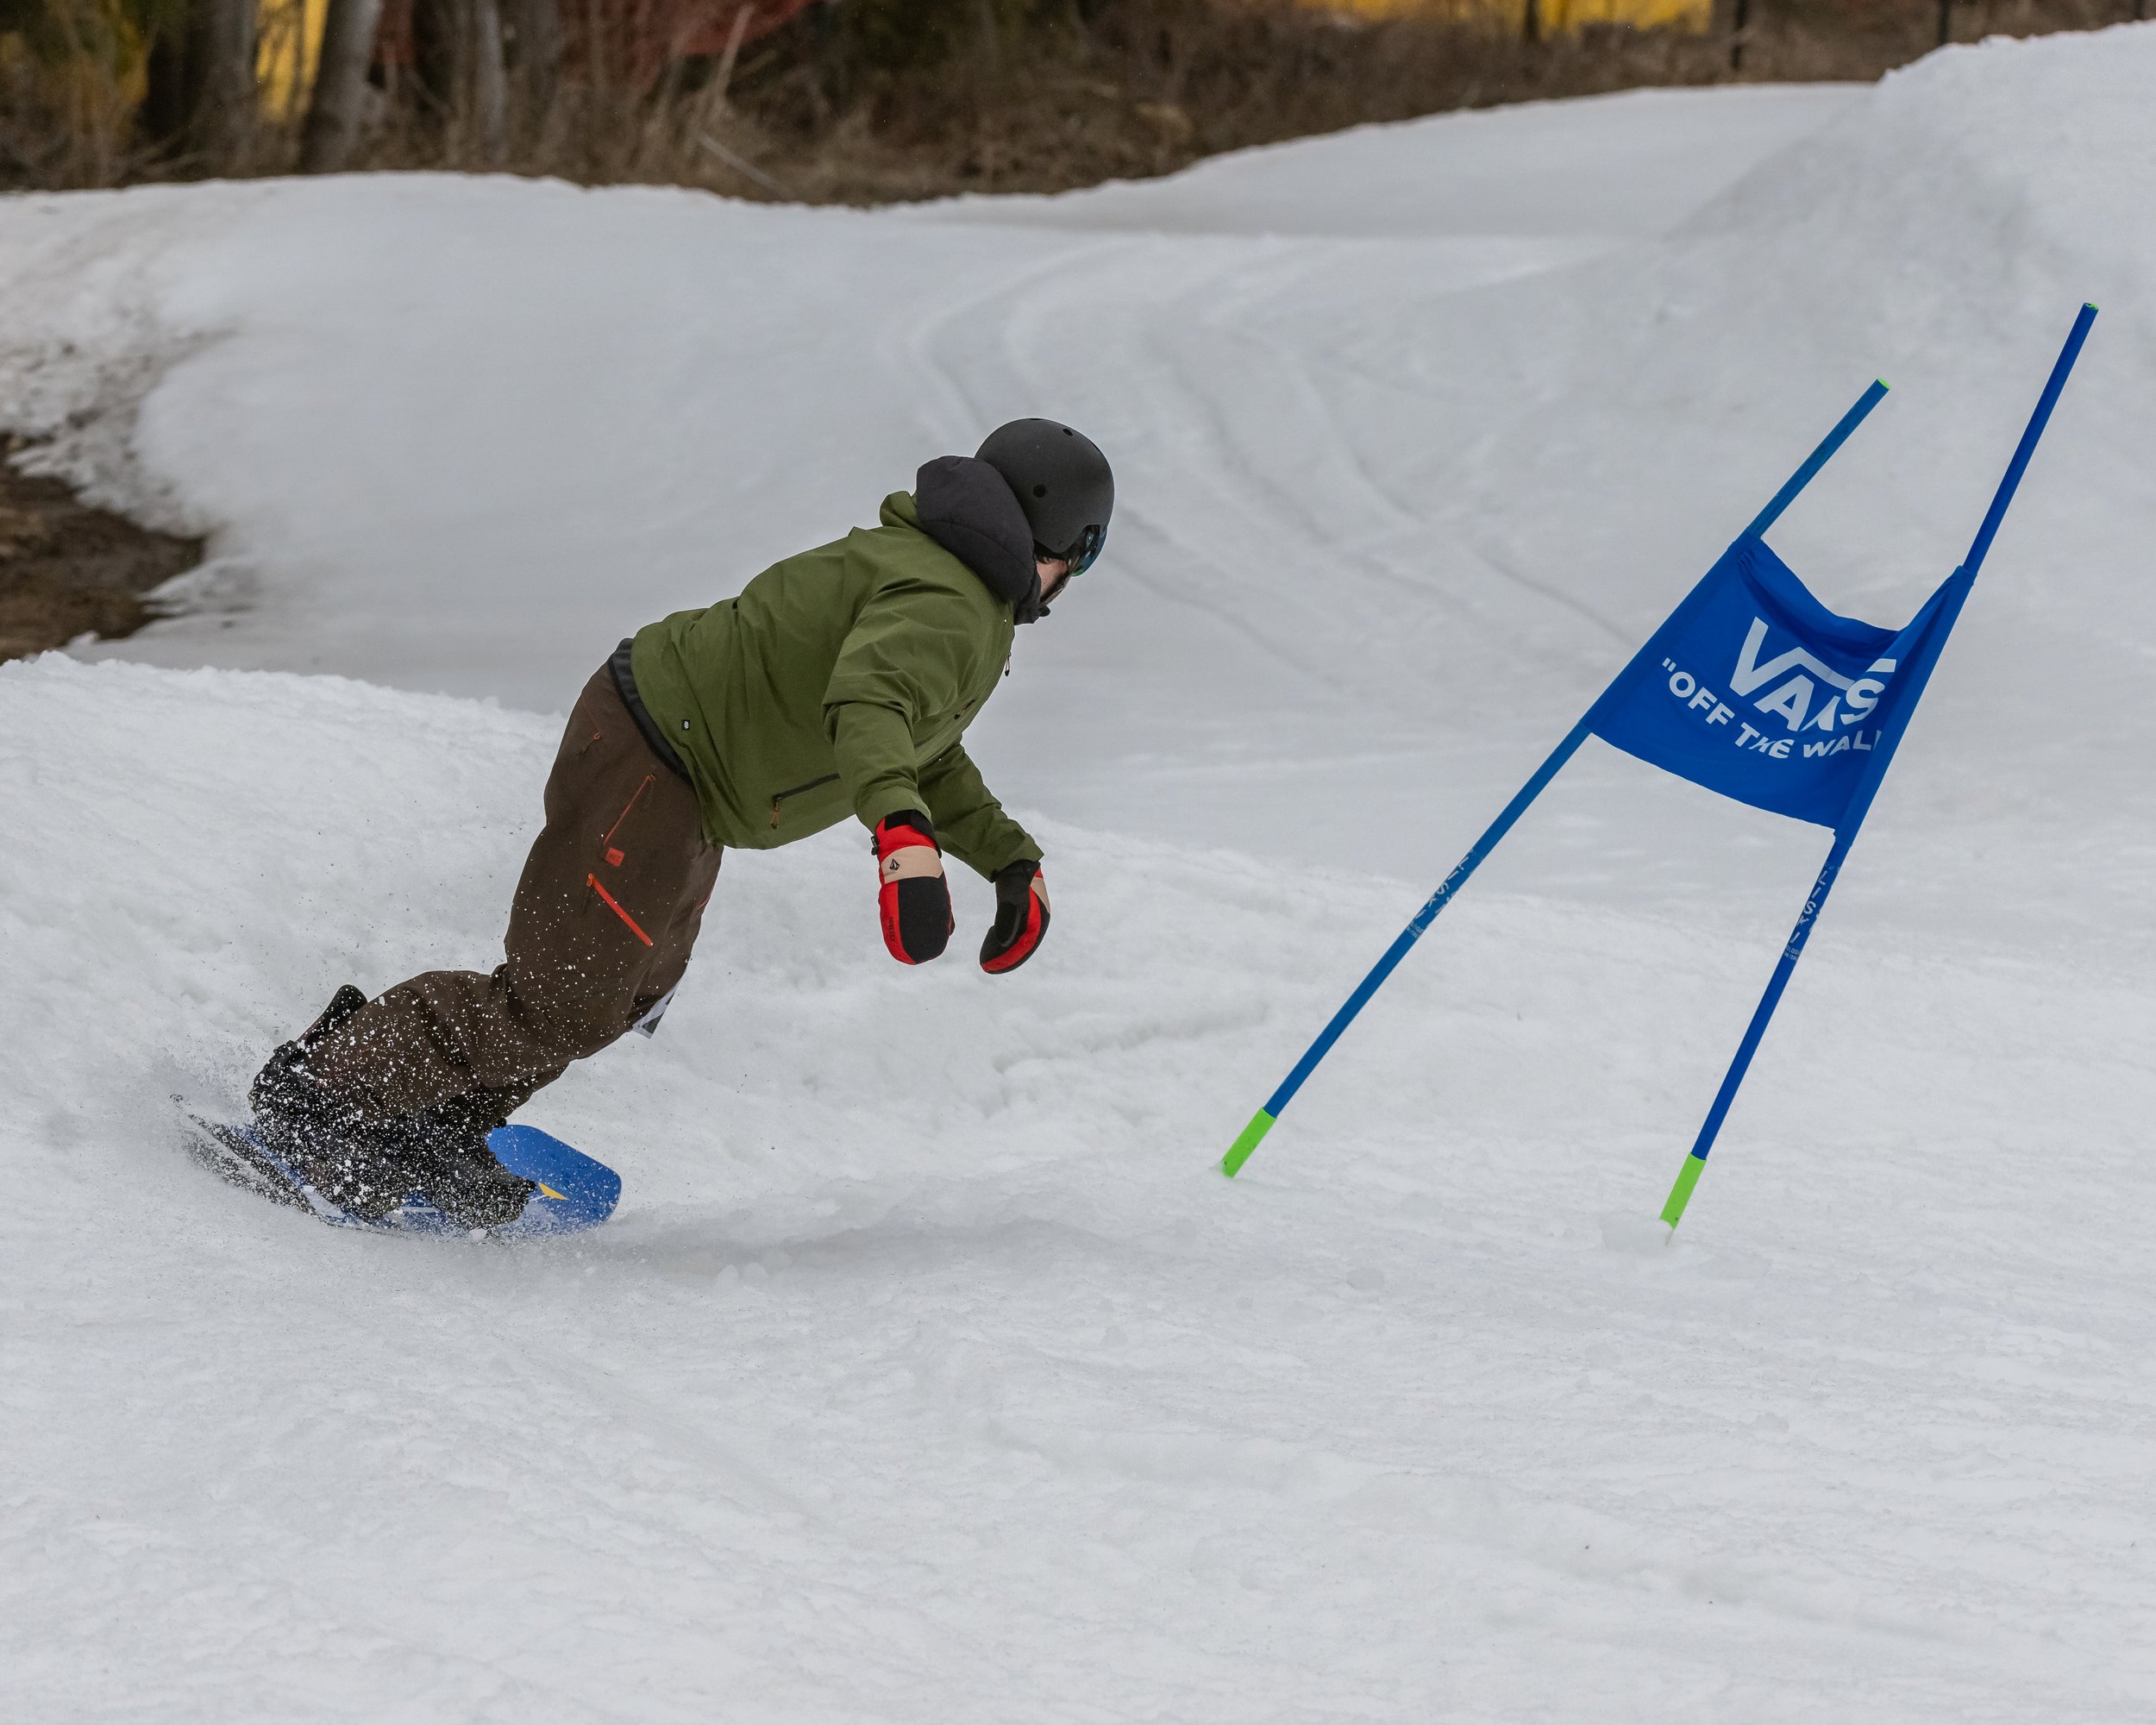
[3,27,2155,1722]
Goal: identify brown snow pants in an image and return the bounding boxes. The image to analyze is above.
[308,663,722,1120]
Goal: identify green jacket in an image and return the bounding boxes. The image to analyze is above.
[629,492,1041,877]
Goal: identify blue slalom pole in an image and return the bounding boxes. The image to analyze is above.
[1659,304,2096,1228]
[1959,304,2098,580]
[1222,377,1893,1178]
[1658,827,1858,1226]
[1745,380,1889,539]
[1221,721,1589,1175]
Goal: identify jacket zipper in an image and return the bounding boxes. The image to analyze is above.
[769,774,839,828]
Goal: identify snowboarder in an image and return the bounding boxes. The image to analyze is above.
[244,418,1113,1228]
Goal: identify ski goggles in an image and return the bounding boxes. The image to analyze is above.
[1043,523,1106,579]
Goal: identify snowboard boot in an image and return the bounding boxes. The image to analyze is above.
[395,1087,536,1229]
[248,985,411,1221]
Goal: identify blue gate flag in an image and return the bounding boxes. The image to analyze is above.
[1219,304,2096,1227]
[1589,535,1959,829]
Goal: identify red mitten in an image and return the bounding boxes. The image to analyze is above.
[980,860,1050,974]
[874,812,952,964]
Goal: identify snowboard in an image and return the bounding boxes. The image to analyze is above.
[181,1110,620,1239]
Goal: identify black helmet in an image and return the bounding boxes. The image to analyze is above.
[975,418,1113,575]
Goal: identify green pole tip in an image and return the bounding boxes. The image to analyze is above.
[1658,1152,1707,1229]
[1220,1108,1277,1179]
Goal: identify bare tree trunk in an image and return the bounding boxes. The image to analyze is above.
[298,0,387,172]
[510,0,561,135]
[142,18,193,148]
[411,0,458,125]
[714,4,755,106]
[196,0,258,159]
[142,0,260,159]
[687,3,755,145]
[472,0,510,162]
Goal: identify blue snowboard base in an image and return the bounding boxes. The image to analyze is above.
[182,1111,620,1239]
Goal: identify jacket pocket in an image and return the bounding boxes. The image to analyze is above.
[768,774,839,830]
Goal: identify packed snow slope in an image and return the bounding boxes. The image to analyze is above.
[914,82,1864,239]
[4,28,2156,1723]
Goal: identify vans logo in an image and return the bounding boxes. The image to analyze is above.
[1730,617,1896,735]
[1653,612,1896,765]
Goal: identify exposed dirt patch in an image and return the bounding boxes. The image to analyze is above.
[0,440,203,663]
